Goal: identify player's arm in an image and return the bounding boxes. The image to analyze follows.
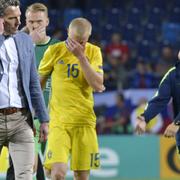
[66,38,105,92]
[142,68,173,121]
[79,56,104,92]
[39,75,48,90]
[38,46,54,89]
[135,69,173,134]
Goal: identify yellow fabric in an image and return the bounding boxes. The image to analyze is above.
[177,147,180,160]
[0,147,9,173]
[39,41,103,128]
[44,125,100,170]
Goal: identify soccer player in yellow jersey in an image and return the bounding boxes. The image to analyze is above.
[39,17,105,180]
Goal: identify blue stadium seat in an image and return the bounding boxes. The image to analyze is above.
[85,0,102,9]
[127,8,143,27]
[122,23,137,43]
[63,8,82,28]
[142,24,157,42]
[137,40,152,59]
[104,8,122,28]
[85,8,103,27]
[150,0,168,10]
[174,0,180,8]
[110,0,126,8]
[132,0,146,10]
[100,24,119,42]
[169,7,180,23]
[48,9,63,29]
[162,23,180,44]
[147,7,163,26]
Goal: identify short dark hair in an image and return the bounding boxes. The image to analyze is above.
[0,0,20,16]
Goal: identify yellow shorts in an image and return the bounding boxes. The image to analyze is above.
[44,125,100,171]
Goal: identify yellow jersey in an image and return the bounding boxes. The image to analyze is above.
[39,41,103,127]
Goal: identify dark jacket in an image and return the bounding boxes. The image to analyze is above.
[142,61,180,145]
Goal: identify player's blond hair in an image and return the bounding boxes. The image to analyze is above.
[68,17,92,38]
[25,3,48,17]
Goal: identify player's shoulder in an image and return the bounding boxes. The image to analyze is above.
[47,41,66,51]
[15,31,32,41]
[168,66,176,75]
[14,31,35,49]
[86,42,101,51]
[163,66,176,80]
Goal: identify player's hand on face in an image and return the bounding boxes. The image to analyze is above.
[0,18,4,35]
[39,122,49,142]
[66,38,85,59]
[164,122,179,138]
[135,116,147,135]
[30,26,46,44]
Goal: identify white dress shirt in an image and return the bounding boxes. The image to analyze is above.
[0,36,25,108]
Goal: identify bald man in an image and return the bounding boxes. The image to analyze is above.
[39,17,104,180]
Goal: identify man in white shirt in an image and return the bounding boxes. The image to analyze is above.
[0,0,49,179]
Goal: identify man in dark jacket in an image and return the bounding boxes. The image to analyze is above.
[135,55,180,154]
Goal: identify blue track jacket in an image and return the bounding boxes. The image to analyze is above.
[142,61,180,146]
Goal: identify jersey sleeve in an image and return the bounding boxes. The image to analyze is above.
[91,47,103,74]
[38,46,54,76]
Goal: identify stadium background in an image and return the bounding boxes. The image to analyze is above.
[1,0,180,179]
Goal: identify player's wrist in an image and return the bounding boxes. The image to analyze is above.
[77,53,86,61]
[174,121,180,126]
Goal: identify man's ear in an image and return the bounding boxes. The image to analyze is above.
[67,28,69,36]
[46,17,49,26]
[178,51,180,60]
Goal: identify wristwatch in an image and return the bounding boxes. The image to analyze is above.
[174,121,180,126]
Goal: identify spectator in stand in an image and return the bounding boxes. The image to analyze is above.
[104,54,128,91]
[51,28,64,41]
[98,93,131,134]
[105,32,130,65]
[125,58,158,89]
[156,45,177,76]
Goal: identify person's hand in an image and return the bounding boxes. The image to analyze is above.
[29,26,46,44]
[135,116,147,135]
[65,38,85,59]
[39,122,49,142]
[164,122,179,138]
[0,18,4,35]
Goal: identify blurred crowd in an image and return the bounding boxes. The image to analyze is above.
[20,0,180,135]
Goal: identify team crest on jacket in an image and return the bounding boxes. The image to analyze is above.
[57,60,64,64]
